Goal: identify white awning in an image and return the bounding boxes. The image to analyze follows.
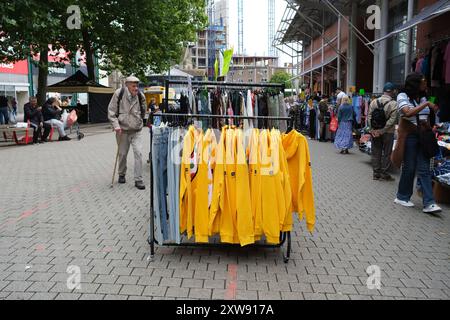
[367,0,450,45]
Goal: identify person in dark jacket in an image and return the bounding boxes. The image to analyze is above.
[43,97,71,141]
[318,95,330,142]
[0,95,9,125]
[24,97,51,143]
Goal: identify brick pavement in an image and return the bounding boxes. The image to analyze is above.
[0,127,449,300]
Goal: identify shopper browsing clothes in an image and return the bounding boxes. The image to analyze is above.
[108,76,147,190]
[334,95,354,154]
[392,73,442,214]
[368,83,398,181]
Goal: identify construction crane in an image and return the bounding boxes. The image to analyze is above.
[238,0,244,54]
[268,0,276,56]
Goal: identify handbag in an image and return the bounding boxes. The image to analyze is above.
[416,114,439,159]
[330,115,338,132]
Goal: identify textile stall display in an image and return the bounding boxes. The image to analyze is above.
[148,81,317,264]
[413,37,450,122]
[433,122,450,187]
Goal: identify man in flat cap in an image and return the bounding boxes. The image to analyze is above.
[108,76,147,190]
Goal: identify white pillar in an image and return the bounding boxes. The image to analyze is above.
[404,0,414,80]
[377,0,389,92]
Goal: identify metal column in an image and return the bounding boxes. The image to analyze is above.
[372,28,380,93]
[337,14,342,89]
[404,0,414,79]
[377,0,388,92]
[310,36,313,90]
[347,1,358,91]
[321,31,324,94]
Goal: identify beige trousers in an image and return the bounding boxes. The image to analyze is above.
[116,130,143,182]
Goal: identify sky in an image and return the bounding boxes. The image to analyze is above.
[225,0,290,65]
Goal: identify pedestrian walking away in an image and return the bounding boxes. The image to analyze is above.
[108,75,147,190]
[368,83,398,181]
[334,95,354,154]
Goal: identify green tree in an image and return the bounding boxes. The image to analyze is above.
[66,0,207,81]
[0,0,207,104]
[0,0,72,104]
[270,71,292,89]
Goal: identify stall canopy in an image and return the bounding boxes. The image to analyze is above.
[367,0,450,45]
[47,70,114,94]
[47,70,114,123]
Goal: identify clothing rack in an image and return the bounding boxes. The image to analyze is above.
[164,79,285,111]
[149,80,292,263]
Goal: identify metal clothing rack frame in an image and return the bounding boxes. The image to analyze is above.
[148,80,293,263]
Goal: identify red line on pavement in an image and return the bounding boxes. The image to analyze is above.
[0,181,90,228]
[225,264,238,300]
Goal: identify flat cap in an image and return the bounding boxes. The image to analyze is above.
[125,76,140,83]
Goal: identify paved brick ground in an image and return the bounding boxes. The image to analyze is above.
[0,127,449,300]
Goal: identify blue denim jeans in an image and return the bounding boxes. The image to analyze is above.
[397,133,436,207]
[0,107,9,125]
[152,126,170,243]
[167,128,185,244]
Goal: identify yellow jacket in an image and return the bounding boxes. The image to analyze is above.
[210,127,254,246]
[194,129,217,243]
[234,129,254,246]
[180,126,203,239]
[209,127,227,237]
[247,129,263,239]
[282,130,316,232]
[271,129,293,232]
[259,130,284,244]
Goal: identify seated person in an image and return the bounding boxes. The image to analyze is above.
[24,96,51,143]
[42,97,71,141]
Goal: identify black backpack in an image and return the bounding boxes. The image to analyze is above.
[116,87,146,120]
[371,99,389,130]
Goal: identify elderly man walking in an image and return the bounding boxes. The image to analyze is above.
[108,76,147,190]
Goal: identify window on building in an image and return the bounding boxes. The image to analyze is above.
[386,1,408,87]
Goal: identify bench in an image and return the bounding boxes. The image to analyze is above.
[0,124,33,145]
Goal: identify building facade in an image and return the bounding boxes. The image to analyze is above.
[228,55,282,83]
[275,0,450,98]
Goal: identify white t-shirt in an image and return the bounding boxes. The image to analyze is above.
[336,91,346,105]
[397,92,429,125]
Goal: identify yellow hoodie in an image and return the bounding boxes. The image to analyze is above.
[282,130,316,233]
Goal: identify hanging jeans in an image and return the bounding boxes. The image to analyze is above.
[167,128,186,244]
[397,133,436,207]
[152,126,170,243]
[0,107,9,124]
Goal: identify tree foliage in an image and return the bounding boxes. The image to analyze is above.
[270,70,293,89]
[0,0,207,98]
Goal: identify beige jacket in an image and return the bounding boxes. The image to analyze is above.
[108,87,146,131]
[367,94,398,134]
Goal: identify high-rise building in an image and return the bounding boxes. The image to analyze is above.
[181,0,228,80]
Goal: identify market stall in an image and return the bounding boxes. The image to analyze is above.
[47,70,114,123]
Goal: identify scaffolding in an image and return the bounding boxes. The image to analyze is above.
[268,0,276,56]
